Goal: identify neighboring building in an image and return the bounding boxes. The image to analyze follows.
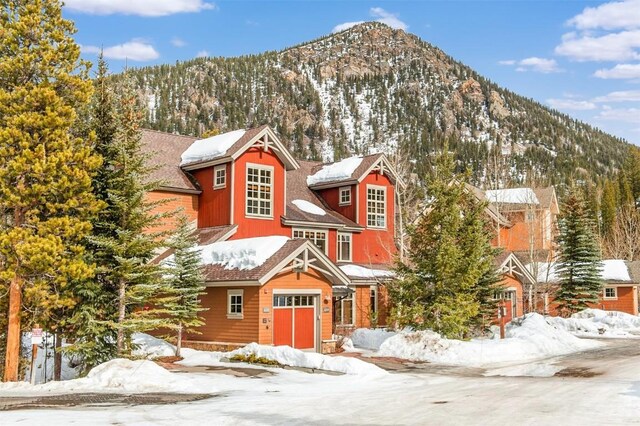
[143,125,399,352]
[526,260,640,316]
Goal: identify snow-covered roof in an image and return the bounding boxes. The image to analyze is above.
[199,236,289,271]
[291,199,326,216]
[527,259,632,283]
[180,129,247,166]
[306,156,363,186]
[486,188,539,205]
[339,264,395,280]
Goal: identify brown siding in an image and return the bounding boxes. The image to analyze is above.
[187,286,260,344]
[145,190,199,235]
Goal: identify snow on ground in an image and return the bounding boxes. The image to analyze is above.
[484,362,563,378]
[548,309,640,338]
[377,313,600,367]
[132,333,176,358]
[486,188,539,204]
[291,199,326,216]
[339,264,395,279]
[349,328,397,350]
[306,156,363,186]
[180,129,246,165]
[198,236,289,270]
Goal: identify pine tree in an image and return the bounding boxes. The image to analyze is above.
[163,214,206,357]
[0,0,102,381]
[89,74,172,357]
[555,189,604,315]
[389,148,500,338]
[600,179,617,237]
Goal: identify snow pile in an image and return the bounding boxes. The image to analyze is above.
[350,328,397,350]
[292,199,326,216]
[486,188,539,204]
[200,236,289,270]
[377,313,599,366]
[306,156,363,186]
[178,343,387,377]
[547,309,640,338]
[180,129,246,165]
[132,333,176,358]
[528,259,632,283]
[339,264,395,279]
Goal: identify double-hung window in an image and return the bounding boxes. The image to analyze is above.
[246,164,273,218]
[292,228,328,254]
[334,294,354,326]
[214,165,226,189]
[367,185,386,228]
[337,233,352,262]
[227,289,244,319]
[339,186,351,206]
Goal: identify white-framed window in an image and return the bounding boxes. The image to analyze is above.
[227,289,244,319]
[339,186,351,206]
[337,233,352,262]
[214,165,226,189]
[246,164,273,218]
[366,185,386,228]
[604,287,617,299]
[292,228,328,254]
[370,285,378,314]
[334,293,354,326]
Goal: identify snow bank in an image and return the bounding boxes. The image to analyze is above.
[132,333,176,358]
[339,264,395,279]
[180,129,246,165]
[292,199,326,216]
[200,236,289,270]
[306,156,363,186]
[377,313,599,366]
[178,343,387,377]
[350,328,397,350]
[548,309,640,338]
[486,188,539,204]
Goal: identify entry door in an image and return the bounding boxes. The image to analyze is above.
[273,295,316,350]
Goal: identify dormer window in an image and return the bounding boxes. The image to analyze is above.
[246,164,273,218]
[366,185,386,228]
[214,165,226,189]
[339,186,351,206]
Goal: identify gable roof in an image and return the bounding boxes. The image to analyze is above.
[496,251,537,285]
[306,153,401,189]
[533,187,559,213]
[180,125,299,171]
[464,184,512,227]
[140,129,199,193]
[153,224,238,264]
[526,259,640,284]
[284,160,362,230]
[199,238,351,285]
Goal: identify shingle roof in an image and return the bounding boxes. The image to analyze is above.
[465,184,512,227]
[307,153,384,187]
[140,129,198,192]
[284,160,362,229]
[533,187,557,211]
[153,225,238,264]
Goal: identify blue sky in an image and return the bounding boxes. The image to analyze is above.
[64,0,640,145]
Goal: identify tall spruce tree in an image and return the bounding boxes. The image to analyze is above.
[89,74,172,356]
[163,214,206,357]
[389,148,500,338]
[555,189,604,315]
[0,0,101,381]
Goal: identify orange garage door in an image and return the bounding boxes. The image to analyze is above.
[273,295,316,350]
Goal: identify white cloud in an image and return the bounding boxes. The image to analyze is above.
[547,98,597,110]
[555,30,640,62]
[501,57,562,73]
[593,90,640,102]
[567,0,640,31]
[82,40,160,61]
[171,37,187,47]
[64,0,215,17]
[332,7,408,33]
[594,63,640,79]
[596,107,640,123]
[196,50,210,58]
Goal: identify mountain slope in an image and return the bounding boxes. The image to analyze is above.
[121,22,630,186]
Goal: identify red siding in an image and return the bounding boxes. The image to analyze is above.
[193,164,232,228]
[232,147,289,240]
[353,172,396,265]
[319,185,357,222]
